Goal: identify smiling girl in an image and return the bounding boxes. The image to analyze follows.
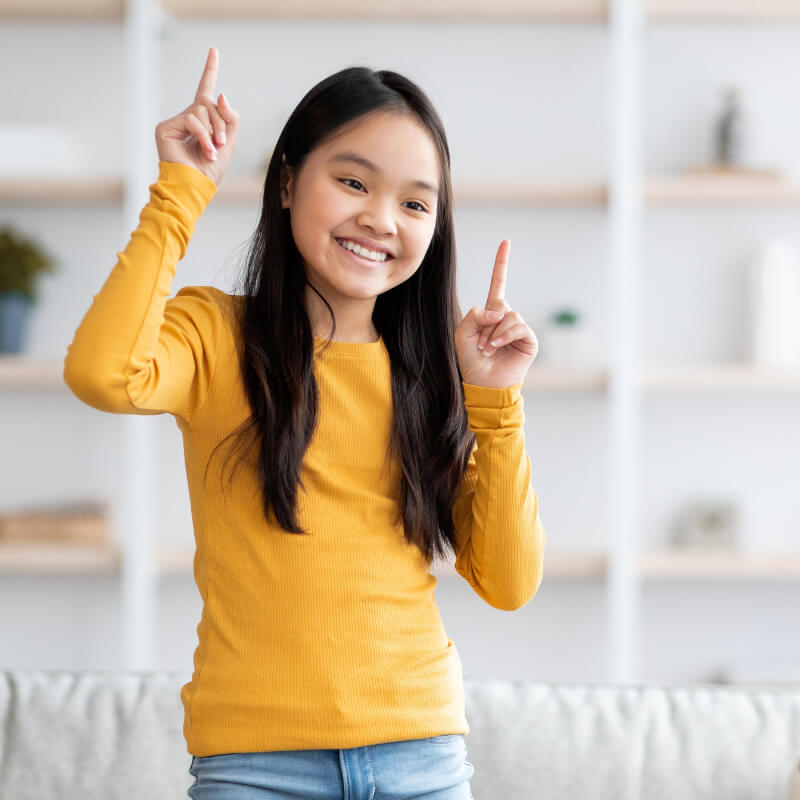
[64,46,546,799]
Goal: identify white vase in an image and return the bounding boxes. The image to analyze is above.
[747,241,800,369]
[542,324,589,366]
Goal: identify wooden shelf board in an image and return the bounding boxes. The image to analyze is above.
[215,174,607,207]
[158,544,196,574]
[0,174,605,207]
[0,0,605,20]
[524,365,608,392]
[645,174,800,205]
[643,363,800,391]
[0,356,67,388]
[640,549,800,579]
[8,174,800,207]
[5,1,800,23]
[0,176,123,204]
[4,542,799,580]
[161,0,606,21]
[433,552,607,579]
[8,358,800,394]
[0,0,123,18]
[457,182,607,206]
[0,542,121,573]
[647,0,800,22]
[1,355,611,392]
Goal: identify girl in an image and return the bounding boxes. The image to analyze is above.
[64,46,545,800]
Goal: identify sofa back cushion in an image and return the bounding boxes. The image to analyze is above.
[1,671,799,799]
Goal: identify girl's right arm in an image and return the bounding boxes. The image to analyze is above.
[63,47,239,426]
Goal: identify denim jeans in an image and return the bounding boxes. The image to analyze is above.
[187,734,474,799]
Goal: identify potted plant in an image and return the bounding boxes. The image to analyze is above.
[0,226,56,353]
[543,306,589,366]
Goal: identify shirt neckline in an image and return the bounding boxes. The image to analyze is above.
[313,334,386,359]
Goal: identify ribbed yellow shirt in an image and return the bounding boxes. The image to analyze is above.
[63,160,546,756]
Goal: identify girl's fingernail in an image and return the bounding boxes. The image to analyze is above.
[486,310,502,319]
[219,131,226,145]
[490,339,499,347]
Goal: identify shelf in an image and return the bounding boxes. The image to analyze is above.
[645,174,800,205]
[0,176,123,205]
[0,356,67,388]
[3,542,799,581]
[0,542,121,574]
[434,551,607,579]
[0,0,123,19]
[1,355,609,393]
[646,0,800,23]
[10,173,800,207]
[640,549,800,579]
[525,365,608,392]
[0,175,606,208]
[0,0,606,21]
[158,546,609,579]
[643,364,800,391]
[8,358,800,394]
[217,175,607,207]
[6,0,800,22]
[163,0,606,21]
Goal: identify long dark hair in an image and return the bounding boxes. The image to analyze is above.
[205,66,474,563]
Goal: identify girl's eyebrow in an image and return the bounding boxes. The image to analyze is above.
[327,151,439,196]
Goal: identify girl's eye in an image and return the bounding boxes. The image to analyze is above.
[340,178,365,192]
[339,178,427,213]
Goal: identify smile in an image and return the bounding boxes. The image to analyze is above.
[335,238,392,264]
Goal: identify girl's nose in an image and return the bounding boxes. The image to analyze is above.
[356,197,397,237]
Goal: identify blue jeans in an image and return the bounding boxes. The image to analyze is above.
[187,734,474,799]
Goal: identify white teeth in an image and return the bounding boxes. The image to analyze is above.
[337,239,388,262]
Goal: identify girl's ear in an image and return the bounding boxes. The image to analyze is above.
[280,162,294,209]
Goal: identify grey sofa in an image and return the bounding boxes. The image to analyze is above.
[1,669,799,799]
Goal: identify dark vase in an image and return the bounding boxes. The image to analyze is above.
[0,291,32,354]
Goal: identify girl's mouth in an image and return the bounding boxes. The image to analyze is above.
[335,237,393,266]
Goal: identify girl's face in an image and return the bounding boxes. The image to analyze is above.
[281,111,440,334]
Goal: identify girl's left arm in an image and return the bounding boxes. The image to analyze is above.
[451,240,545,610]
[450,380,546,611]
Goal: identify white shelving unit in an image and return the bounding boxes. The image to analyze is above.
[2,0,799,682]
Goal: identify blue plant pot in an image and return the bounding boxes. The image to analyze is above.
[0,291,32,354]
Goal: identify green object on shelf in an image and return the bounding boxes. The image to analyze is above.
[551,308,579,326]
[0,227,56,304]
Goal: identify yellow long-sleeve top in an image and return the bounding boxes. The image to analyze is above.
[63,160,546,757]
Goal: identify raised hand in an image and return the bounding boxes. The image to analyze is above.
[454,240,539,389]
[154,46,239,185]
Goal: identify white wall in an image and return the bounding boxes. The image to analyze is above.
[1,17,798,686]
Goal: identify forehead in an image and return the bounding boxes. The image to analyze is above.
[315,112,441,185]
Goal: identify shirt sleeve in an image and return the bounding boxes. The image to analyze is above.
[450,380,547,611]
[63,160,224,427]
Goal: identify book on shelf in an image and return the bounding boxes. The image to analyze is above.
[0,501,109,546]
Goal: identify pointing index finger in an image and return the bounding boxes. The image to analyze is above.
[195,46,219,103]
[485,239,510,308]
